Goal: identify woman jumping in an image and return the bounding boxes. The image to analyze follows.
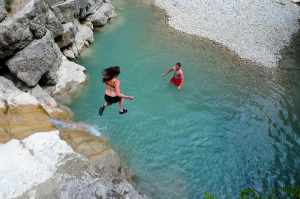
[162,62,184,90]
[98,66,134,116]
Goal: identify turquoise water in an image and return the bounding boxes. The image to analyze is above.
[70,1,300,198]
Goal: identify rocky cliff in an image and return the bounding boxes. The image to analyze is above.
[0,0,147,198]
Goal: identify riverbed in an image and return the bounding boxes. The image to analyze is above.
[70,0,300,198]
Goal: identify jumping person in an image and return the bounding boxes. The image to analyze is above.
[98,66,134,116]
[162,62,184,90]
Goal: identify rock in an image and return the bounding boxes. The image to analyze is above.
[0,76,55,141]
[44,0,65,6]
[98,2,116,18]
[0,21,33,59]
[55,22,76,48]
[63,48,76,59]
[45,9,64,38]
[73,21,94,52]
[47,56,87,97]
[51,0,79,23]
[13,0,48,26]
[0,132,74,198]
[6,31,62,87]
[29,22,47,39]
[0,1,7,22]
[30,85,69,118]
[88,9,108,26]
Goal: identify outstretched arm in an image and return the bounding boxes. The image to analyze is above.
[162,66,174,77]
[115,80,134,100]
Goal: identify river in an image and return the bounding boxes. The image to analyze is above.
[70,0,300,198]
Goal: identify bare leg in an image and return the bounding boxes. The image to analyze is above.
[118,98,125,112]
[99,102,109,116]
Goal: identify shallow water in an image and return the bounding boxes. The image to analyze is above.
[70,0,300,198]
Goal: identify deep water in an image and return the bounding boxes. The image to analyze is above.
[70,0,300,198]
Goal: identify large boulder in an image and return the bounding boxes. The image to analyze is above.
[87,9,108,27]
[55,22,76,48]
[29,21,47,39]
[86,2,116,27]
[13,0,48,26]
[70,21,94,56]
[47,56,87,97]
[6,31,62,87]
[45,9,64,38]
[98,2,116,18]
[51,0,79,23]
[0,20,33,59]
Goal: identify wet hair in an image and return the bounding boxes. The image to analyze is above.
[176,62,181,67]
[102,66,120,82]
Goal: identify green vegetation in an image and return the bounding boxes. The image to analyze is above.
[4,0,14,12]
[204,192,216,199]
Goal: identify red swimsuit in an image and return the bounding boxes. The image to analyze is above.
[170,70,183,87]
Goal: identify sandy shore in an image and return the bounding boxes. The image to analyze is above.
[152,0,300,67]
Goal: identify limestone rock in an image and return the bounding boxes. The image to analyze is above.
[29,22,47,39]
[30,85,69,118]
[6,31,62,87]
[63,48,76,59]
[47,56,87,96]
[88,9,108,26]
[45,9,64,38]
[0,132,74,198]
[13,0,48,26]
[98,2,116,18]
[0,0,7,22]
[55,22,76,48]
[68,22,94,56]
[0,21,33,59]
[0,76,54,141]
[51,0,79,23]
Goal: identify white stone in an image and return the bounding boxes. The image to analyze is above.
[72,21,94,54]
[153,0,300,67]
[0,131,74,198]
[0,77,39,107]
[51,56,87,95]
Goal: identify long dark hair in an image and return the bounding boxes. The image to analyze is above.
[102,66,120,82]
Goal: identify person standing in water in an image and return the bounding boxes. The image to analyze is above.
[99,66,134,116]
[162,62,184,90]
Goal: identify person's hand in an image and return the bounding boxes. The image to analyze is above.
[128,96,134,100]
[161,73,165,77]
[177,86,182,90]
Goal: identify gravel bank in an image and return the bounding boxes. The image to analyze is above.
[152,0,300,67]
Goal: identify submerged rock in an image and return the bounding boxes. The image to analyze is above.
[6,31,62,87]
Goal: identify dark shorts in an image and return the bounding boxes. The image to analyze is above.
[105,94,121,105]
